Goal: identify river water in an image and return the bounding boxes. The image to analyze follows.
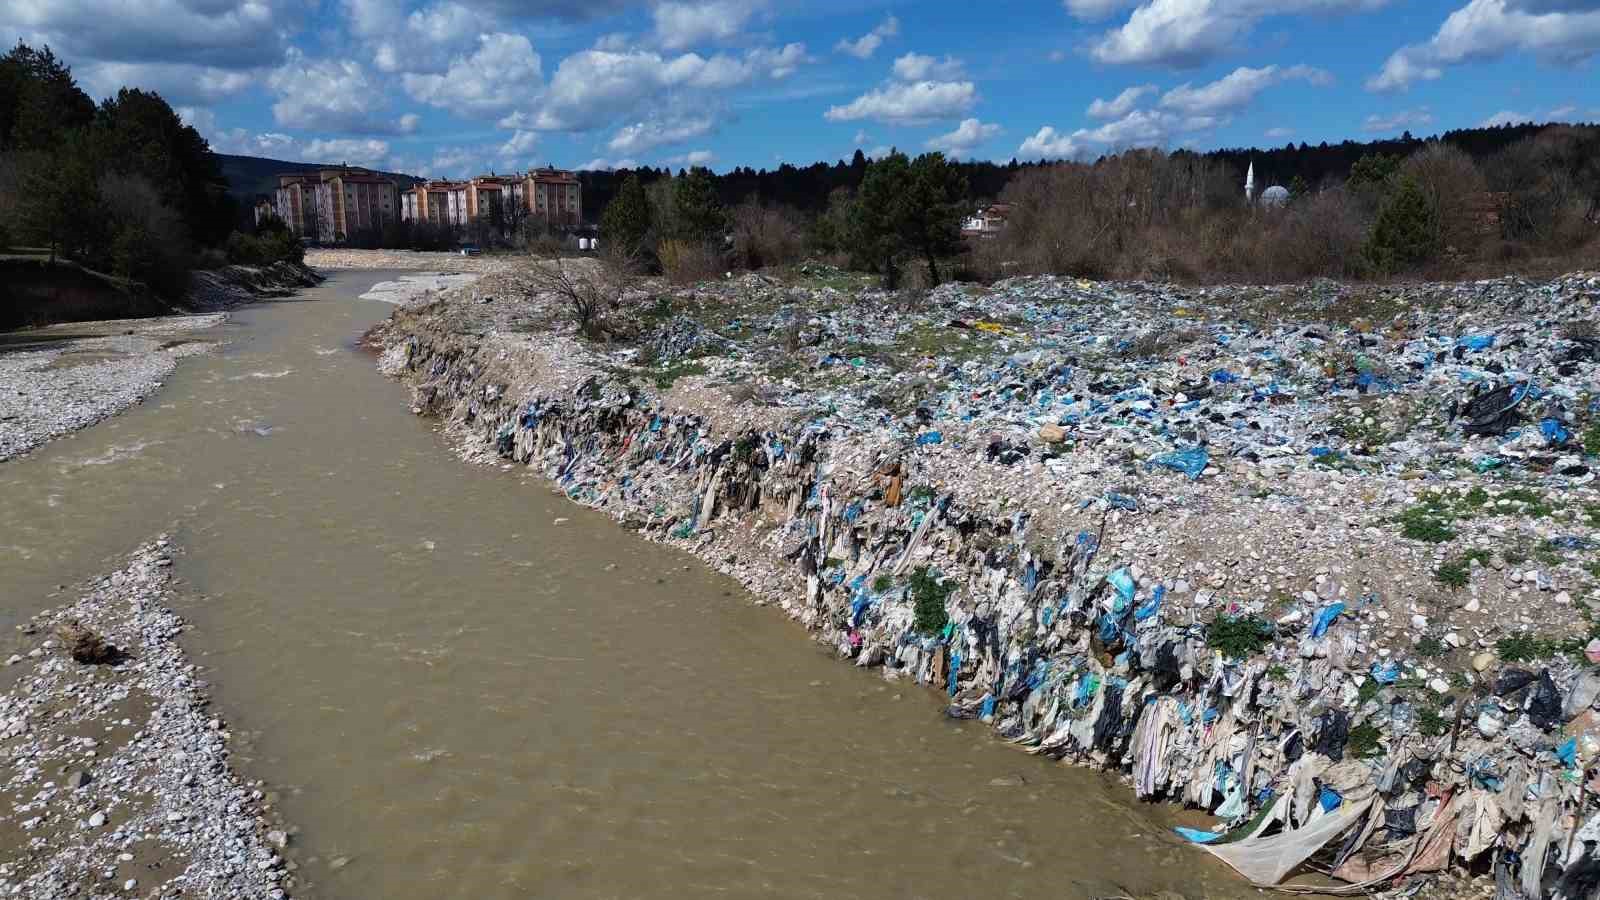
[0,272,1246,899]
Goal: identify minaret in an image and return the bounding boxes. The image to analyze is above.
[1245,160,1255,204]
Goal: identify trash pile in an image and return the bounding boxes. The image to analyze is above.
[375,265,1600,896]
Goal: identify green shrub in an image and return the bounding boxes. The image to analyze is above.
[909,567,953,634]
[1348,722,1384,758]
[1434,560,1470,589]
[1207,614,1272,658]
[1416,635,1447,656]
[1364,175,1440,273]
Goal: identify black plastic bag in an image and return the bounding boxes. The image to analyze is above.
[1462,383,1527,436]
[1496,668,1537,697]
[1313,709,1351,762]
[1527,669,1562,731]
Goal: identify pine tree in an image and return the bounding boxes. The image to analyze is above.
[599,173,652,255]
[672,166,725,242]
[850,150,910,288]
[1364,175,1440,273]
[900,152,968,286]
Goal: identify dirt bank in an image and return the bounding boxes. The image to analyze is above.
[369,263,1600,897]
[1,259,322,331]
[0,538,294,899]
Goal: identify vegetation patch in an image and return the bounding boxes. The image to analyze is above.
[1349,723,1385,758]
[1206,614,1273,659]
[909,567,954,634]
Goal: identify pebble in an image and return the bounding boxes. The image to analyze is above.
[88,811,106,828]
[1473,651,1496,672]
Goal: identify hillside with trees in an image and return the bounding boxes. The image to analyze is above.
[0,41,293,303]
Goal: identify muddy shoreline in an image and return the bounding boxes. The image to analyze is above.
[0,539,294,899]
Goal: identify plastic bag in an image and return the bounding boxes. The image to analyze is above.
[1147,446,1209,479]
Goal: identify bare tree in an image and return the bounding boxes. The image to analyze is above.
[524,249,638,340]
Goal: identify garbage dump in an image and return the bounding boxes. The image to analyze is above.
[372,264,1600,896]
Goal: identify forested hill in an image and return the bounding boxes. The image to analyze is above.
[577,121,1595,218]
[216,154,422,199]
[214,120,1595,218]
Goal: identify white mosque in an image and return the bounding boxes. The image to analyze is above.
[1245,161,1290,207]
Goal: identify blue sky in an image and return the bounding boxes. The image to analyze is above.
[4,0,1598,178]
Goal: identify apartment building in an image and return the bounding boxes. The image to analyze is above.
[273,167,398,243]
[401,168,583,230]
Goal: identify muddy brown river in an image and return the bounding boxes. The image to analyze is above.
[0,272,1248,899]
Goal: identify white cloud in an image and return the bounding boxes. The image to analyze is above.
[1087,84,1156,119]
[824,80,978,124]
[1158,64,1331,117]
[532,46,803,131]
[891,53,965,81]
[665,149,716,165]
[1367,0,1600,91]
[654,0,767,50]
[852,129,869,144]
[1065,0,1141,20]
[1547,104,1577,119]
[1090,0,1389,68]
[1362,106,1435,132]
[498,129,538,159]
[1018,126,1083,160]
[1017,108,1216,159]
[398,113,421,133]
[427,146,477,178]
[836,15,900,59]
[206,129,301,159]
[6,0,296,69]
[1479,109,1533,126]
[268,50,403,134]
[865,145,895,159]
[78,62,254,106]
[1048,49,1068,62]
[303,138,392,168]
[608,117,715,153]
[1264,125,1295,138]
[924,118,1002,156]
[348,0,482,74]
[579,157,641,170]
[402,33,544,118]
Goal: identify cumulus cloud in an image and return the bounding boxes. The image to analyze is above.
[1087,84,1156,119]
[5,0,296,69]
[608,116,715,153]
[398,113,421,133]
[426,145,478,178]
[836,15,900,59]
[1017,108,1216,159]
[303,137,392,167]
[891,53,965,81]
[1018,126,1083,160]
[1064,0,1140,21]
[1362,106,1435,132]
[579,157,641,170]
[1158,64,1331,117]
[402,33,544,118]
[654,0,767,50]
[532,46,806,131]
[268,50,406,134]
[351,0,483,75]
[77,61,255,106]
[1480,109,1534,126]
[924,118,1002,156]
[1089,0,1389,68]
[824,80,978,124]
[1367,0,1600,91]
[498,129,538,160]
[665,149,716,165]
[1264,125,1295,138]
[199,127,392,167]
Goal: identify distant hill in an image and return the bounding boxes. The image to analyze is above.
[216,154,423,199]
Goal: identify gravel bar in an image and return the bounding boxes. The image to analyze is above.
[0,539,293,899]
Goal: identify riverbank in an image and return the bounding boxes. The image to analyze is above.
[0,262,324,464]
[0,538,293,898]
[370,261,1600,896]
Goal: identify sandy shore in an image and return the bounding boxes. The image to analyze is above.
[0,315,225,463]
[0,538,293,898]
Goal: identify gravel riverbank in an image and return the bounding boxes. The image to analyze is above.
[0,315,224,463]
[371,262,1600,897]
[0,539,293,899]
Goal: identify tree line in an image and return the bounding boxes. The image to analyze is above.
[590,123,1598,288]
[0,42,288,300]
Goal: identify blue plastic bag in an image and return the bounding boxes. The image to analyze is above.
[1174,827,1225,844]
[1147,447,1209,479]
[1107,568,1136,606]
[915,431,943,446]
[1134,585,1165,622]
[1458,334,1495,351]
[1370,660,1401,684]
[1311,602,1345,638]
[1541,418,1570,444]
